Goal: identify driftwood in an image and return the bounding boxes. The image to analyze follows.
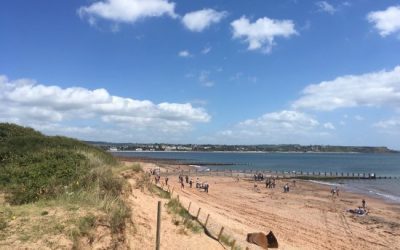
[246,231,278,249]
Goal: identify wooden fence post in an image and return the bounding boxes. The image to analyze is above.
[218,226,225,241]
[231,239,236,250]
[156,201,161,250]
[196,208,201,219]
[204,214,210,228]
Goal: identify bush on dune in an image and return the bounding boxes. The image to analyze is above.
[0,123,118,205]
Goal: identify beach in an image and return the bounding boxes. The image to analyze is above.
[133,161,400,250]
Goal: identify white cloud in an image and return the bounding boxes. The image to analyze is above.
[182,9,227,32]
[292,66,400,111]
[374,118,400,134]
[323,122,335,130]
[367,6,400,37]
[178,50,192,57]
[202,46,212,54]
[231,16,297,53]
[198,71,214,87]
[0,75,210,140]
[354,115,364,121]
[78,0,176,25]
[315,1,336,14]
[216,110,335,144]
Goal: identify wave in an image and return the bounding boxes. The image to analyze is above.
[308,180,342,186]
[368,190,400,203]
[189,165,210,172]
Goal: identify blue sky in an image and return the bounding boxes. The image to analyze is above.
[1,0,400,149]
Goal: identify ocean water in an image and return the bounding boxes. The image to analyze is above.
[112,151,400,203]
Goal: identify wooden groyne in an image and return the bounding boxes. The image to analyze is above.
[160,168,398,180]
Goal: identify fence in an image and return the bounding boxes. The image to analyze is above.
[155,183,246,250]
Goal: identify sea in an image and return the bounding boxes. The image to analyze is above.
[112,151,400,203]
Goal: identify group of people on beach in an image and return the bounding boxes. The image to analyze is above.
[253,173,264,181]
[347,199,368,215]
[177,174,209,193]
[265,178,276,188]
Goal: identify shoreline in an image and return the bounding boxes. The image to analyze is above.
[133,160,400,249]
[110,150,367,154]
[118,155,400,206]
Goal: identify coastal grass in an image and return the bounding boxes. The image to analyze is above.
[135,170,171,199]
[220,233,241,250]
[0,123,131,248]
[167,198,202,234]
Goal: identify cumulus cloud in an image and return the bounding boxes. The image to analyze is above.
[367,5,400,37]
[182,9,227,32]
[374,118,400,134]
[231,16,297,53]
[292,66,400,111]
[78,0,176,25]
[0,75,210,140]
[178,50,192,57]
[315,1,336,14]
[216,110,334,144]
[323,122,335,130]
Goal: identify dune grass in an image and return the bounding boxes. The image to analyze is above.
[0,123,131,248]
[166,198,202,233]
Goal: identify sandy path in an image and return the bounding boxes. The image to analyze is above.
[123,166,224,250]
[167,175,400,250]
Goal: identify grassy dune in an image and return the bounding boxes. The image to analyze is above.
[0,123,131,249]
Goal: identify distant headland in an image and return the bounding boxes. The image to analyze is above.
[86,141,398,154]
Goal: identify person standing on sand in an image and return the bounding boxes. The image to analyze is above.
[189,178,193,188]
[335,186,339,196]
[362,199,366,209]
[165,177,169,186]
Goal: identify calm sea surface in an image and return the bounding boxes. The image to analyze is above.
[112,151,400,203]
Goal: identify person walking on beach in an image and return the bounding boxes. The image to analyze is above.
[362,199,366,209]
[335,186,339,196]
[165,177,169,186]
[189,178,193,188]
[204,182,209,193]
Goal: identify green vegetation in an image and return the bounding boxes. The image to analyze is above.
[167,198,202,233]
[0,123,117,204]
[220,234,241,250]
[0,123,130,248]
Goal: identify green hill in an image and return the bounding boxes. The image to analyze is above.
[0,123,117,204]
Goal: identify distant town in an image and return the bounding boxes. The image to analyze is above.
[85,142,398,154]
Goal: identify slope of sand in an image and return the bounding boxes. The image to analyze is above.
[160,172,400,249]
[122,165,224,250]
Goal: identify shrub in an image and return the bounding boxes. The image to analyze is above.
[0,123,117,205]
